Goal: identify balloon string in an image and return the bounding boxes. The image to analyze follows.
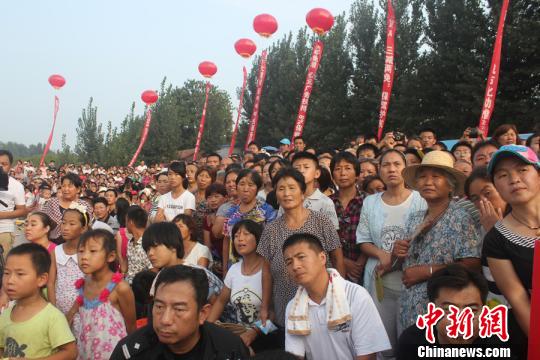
[128,107,152,167]
[39,95,60,167]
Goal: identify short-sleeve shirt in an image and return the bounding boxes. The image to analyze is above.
[257,210,342,327]
[330,187,365,261]
[223,199,277,238]
[482,221,535,293]
[224,261,263,326]
[157,190,196,221]
[126,237,153,284]
[183,242,213,268]
[285,280,391,359]
[0,303,75,358]
[0,177,25,233]
[399,201,480,330]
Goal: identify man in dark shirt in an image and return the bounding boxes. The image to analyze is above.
[111,265,249,360]
[397,264,515,360]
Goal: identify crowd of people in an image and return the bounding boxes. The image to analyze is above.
[0,122,538,359]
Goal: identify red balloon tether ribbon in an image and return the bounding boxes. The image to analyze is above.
[128,107,153,167]
[245,50,268,150]
[229,66,248,156]
[291,41,324,140]
[477,0,510,137]
[376,0,396,141]
[291,8,333,141]
[529,240,540,359]
[39,95,60,167]
[193,82,212,161]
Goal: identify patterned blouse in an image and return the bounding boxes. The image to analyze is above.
[399,201,481,330]
[223,199,277,239]
[42,197,93,241]
[330,187,365,261]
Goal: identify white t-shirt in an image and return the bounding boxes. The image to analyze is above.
[224,261,263,326]
[378,193,414,291]
[278,189,339,229]
[183,242,213,268]
[0,177,25,233]
[157,190,196,221]
[285,280,391,360]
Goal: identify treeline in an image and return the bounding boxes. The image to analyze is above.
[237,0,538,149]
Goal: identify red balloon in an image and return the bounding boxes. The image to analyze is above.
[253,14,278,38]
[198,61,218,78]
[48,74,66,89]
[234,39,257,59]
[141,90,158,105]
[306,8,334,35]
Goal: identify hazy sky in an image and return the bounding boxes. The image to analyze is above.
[1,0,353,148]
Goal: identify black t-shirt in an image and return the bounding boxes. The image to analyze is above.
[162,332,204,360]
[397,325,514,360]
[481,222,535,292]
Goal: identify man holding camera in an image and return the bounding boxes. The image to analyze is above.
[0,150,26,257]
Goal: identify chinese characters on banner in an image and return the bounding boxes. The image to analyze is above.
[477,0,510,137]
[245,50,268,149]
[40,96,60,167]
[377,0,396,141]
[193,82,212,161]
[128,107,153,167]
[291,40,324,140]
[416,303,509,344]
[229,66,248,156]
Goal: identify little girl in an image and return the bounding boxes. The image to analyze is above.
[24,211,57,302]
[69,229,136,360]
[48,207,88,337]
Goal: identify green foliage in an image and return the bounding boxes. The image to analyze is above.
[75,97,104,163]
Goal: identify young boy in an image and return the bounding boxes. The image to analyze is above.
[0,243,77,359]
[155,162,196,222]
[279,152,339,229]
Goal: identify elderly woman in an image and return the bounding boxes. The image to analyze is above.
[222,169,276,275]
[257,167,345,329]
[42,173,93,243]
[393,150,481,331]
[482,145,540,358]
[357,150,427,356]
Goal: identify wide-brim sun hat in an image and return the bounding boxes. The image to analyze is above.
[402,150,467,196]
[487,144,540,179]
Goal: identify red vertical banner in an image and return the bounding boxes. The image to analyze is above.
[193,82,212,161]
[291,40,324,140]
[377,0,396,141]
[39,96,60,167]
[245,50,268,150]
[529,240,540,359]
[128,107,153,167]
[477,0,510,137]
[229,66,248,156]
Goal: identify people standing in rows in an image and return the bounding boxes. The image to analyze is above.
[155,161,196,221]
[357,149,427,357]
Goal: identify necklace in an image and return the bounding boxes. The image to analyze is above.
[242,258,262,276]
[510,212,540,236]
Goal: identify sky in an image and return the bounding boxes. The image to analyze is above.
[1,0,353,149]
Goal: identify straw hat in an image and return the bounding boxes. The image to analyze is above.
[402,150,467,196]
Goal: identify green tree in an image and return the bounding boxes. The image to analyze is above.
[75,98,105,163]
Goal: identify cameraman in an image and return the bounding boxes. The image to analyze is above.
[0,150,26,257]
